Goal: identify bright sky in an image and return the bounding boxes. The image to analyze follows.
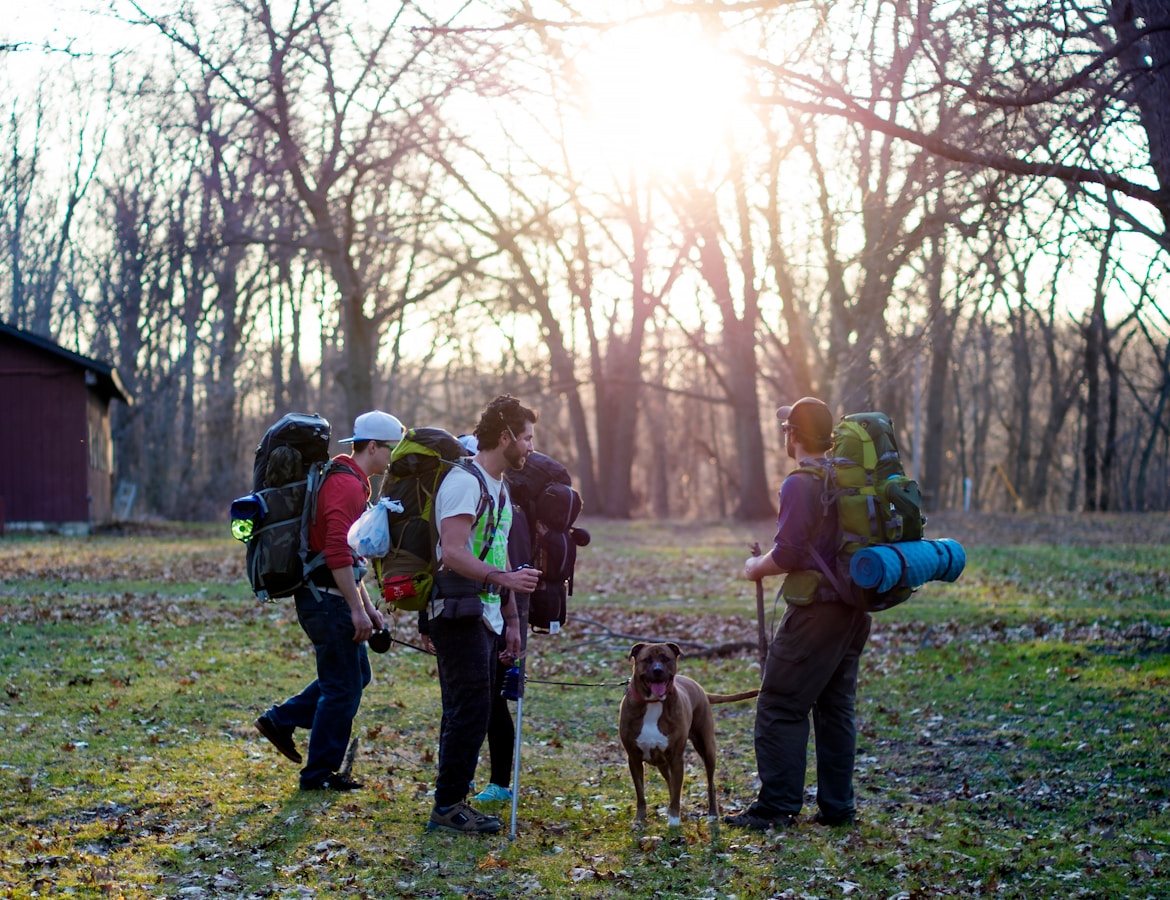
[570,16,749,179]
[5,1,122,50]
[6,1,1154,333]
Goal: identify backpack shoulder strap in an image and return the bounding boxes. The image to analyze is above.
[307,459,343,524]
[435,458,500,562]
[451,458,494,520]
[457,459,505,561]
[792,462,837,514]
[302,460,364,599]
[789,462,857,602]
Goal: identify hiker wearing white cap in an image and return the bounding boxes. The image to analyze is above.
[337,410,405,445]
[725,397,871,832]
[256,409,403,792]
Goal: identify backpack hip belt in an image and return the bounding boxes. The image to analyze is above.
[434,569,501,598]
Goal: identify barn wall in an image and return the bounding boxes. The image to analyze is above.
[0,336,91,525]
[87,390,114,523]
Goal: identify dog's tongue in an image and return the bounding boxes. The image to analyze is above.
[650,681,668,698]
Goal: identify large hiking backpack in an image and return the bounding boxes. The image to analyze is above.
[797,412,926,612]
[230,413,353,602]
[507,451,588,633]
[376,427,495,612]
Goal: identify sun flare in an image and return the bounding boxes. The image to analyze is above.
[573,18,746,177]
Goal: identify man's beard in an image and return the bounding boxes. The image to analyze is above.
[504,440,527,471]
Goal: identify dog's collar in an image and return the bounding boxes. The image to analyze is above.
[630,679,674,704]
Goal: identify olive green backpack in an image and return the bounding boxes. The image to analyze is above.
[788,412,925,612]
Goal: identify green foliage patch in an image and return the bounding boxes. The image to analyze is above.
[0,517,1168,898]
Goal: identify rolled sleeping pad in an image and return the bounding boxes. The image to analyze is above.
[849,538,966,593]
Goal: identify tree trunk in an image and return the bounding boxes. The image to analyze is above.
[922,232,956,513]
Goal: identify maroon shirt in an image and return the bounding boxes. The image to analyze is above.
[308,455,370,575]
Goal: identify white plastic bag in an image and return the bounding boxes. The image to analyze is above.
[346,498,403,558]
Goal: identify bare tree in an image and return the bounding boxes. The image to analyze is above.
[0,61,107,337]
[87,140,190,514]
[1129,302,1170,510]
[133,0,483,424]
[669,165,774,520]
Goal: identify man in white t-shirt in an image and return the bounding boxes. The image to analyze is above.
[424,395,541,835]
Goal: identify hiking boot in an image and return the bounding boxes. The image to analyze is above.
[472,783,513,803]
[813,810,854,827]
[255,714,302,763]
[426,801,502,834]
[722,809,797,832]
[302,773,364,791]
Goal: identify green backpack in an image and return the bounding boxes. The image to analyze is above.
[375,427,495,611]
[792,412,926,611]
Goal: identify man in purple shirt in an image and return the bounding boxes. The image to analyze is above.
[725,397,871,831]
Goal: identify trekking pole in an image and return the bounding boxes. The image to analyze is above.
[505,657,525,840]
[338,737,359,780]
[750,542,767,670]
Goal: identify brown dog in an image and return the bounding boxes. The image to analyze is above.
[618,641,759,827]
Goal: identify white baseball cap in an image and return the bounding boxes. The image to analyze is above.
[338,410,404,444]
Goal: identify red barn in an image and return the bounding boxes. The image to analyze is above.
[0,322,133,533]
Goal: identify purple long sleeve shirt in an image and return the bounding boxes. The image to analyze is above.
[769,462,839,572]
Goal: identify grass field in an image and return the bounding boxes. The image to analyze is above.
[1,514,1168,898]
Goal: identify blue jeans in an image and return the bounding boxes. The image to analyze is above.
[752,600,871,821]
[430,614,498,808]
[267,588,371,788]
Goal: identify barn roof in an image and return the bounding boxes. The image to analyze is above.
[0,321,133,406]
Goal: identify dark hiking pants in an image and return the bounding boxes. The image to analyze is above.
[430,613,499,808]
[751,599,872,821]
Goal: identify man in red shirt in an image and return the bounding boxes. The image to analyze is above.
[255,410,401,790]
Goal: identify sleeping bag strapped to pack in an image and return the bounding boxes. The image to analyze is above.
[507,451,589,633]
[377,426,491,612]
[230,412,344,602]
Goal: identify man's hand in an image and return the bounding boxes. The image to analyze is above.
[502,625,522,662]
[360,584,385,632]
[496,566,541,594]
[350,608,374,644]
[744,548,779,582]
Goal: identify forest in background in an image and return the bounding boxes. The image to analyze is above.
[2,0,1169,521]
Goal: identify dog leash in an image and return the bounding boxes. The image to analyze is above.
[375,636,626,689]
[377,635,635,691]
[526,677,629,690]
[377,628,679,693]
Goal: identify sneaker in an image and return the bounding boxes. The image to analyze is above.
[255,713,302,764]
[722,809,797,831]
[473,783,513,803]
[426,801,502,834]
[303,773,363,791]
[813,810,854,826]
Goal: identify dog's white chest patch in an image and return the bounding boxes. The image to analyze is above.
[635,703,669,754]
